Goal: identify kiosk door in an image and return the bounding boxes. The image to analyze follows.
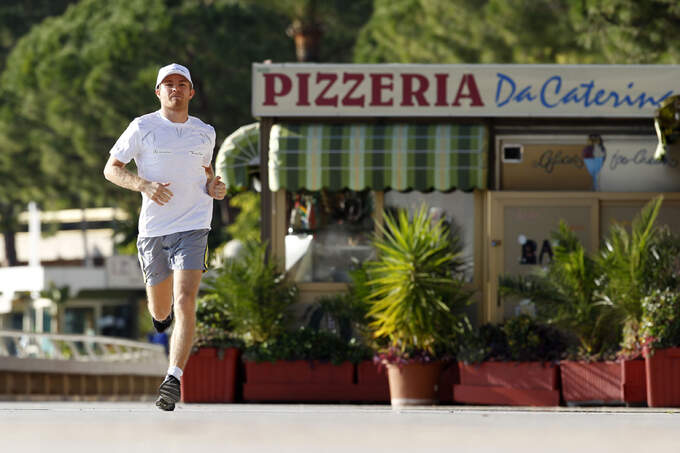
[484,192,598,323]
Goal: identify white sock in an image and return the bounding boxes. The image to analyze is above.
[167,366,183,380]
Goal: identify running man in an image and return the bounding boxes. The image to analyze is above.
[104,63,226,411]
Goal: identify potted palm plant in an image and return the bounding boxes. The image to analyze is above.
[499,221,629,405]
[499,196,664,406]
[364,205,471,407]
[599,196,664,356]
[598,195,665,405]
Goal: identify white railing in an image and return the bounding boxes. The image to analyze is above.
[0,330,167,376]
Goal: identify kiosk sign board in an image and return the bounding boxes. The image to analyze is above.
[500,136,680,192]
[252,63,680,118]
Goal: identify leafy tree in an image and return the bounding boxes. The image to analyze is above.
[354,0,588,64]
[0,0,76,72]
[576,0,680,63]
[354,0,680,64]
[241,0,373,62]
[0,0,76,264]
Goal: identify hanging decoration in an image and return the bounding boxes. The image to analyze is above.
[654,95,680,161]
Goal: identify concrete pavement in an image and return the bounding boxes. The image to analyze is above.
[1,402,679,452]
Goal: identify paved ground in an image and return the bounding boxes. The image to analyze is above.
[2,402,679,452]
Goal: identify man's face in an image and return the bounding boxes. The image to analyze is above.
[155,74,194,110]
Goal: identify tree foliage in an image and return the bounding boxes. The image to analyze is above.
[354,0,680,64]
[354,0,586,64]
[0,0,76,73]
[577,0,680,63]
[241,0,373,62]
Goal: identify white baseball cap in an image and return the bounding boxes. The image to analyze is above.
[155,63,193,89]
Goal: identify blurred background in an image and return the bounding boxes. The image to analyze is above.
[1,0,679,341]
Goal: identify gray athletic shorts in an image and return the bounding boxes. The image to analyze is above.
[137,229,209,286]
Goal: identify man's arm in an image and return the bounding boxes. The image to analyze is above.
[203,165,226,200]
[103,155,173,206]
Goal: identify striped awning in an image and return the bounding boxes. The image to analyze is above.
[269,123,487,191]
[215,122,259,190]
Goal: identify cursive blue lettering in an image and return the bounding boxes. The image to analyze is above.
[581,81,595,107]
[495,73,516,107]
[494,73,674,111]
[593,89,608,105]
[540,76,561,108]
[516,86,536,103]
[561,87,582,104]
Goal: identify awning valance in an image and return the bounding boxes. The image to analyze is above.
[215,122,259,190]
[269,123,487,191]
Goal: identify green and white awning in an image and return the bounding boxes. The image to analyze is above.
[269,123,487,191]
[215,122,259,190]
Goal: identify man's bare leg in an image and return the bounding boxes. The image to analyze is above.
[168,269,203,370]
[154,269,202,411]
[146,275,173,322]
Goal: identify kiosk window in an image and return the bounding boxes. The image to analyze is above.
[285,189,375,283]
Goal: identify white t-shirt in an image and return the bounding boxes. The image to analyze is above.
[110,110,216,237]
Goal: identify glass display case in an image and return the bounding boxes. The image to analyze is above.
[285,189,375,283]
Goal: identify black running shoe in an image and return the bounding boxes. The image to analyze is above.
[152,306,174,333]
[155,375,181,411]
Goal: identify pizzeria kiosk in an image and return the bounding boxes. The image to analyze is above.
[216,63,680,324]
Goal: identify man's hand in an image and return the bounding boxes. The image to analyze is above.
[207,175,227,200]
[143,181,174,206]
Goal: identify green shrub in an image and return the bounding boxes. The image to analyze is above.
[201,241,298,346]
[192,293,242,350]
[457,315,566,364]
[640,289,680,351]
[242,327,373,365]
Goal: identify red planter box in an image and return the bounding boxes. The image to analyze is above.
[559,360,646,405]
[180,347,240,403]
[438,362,460,403]
[354,360,390,402]
[622,359,647,404]
[243,360,355,402]
[454,361,560,406]
[644,347,680,407]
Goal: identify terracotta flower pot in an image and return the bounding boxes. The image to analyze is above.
[385,361,442,407]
